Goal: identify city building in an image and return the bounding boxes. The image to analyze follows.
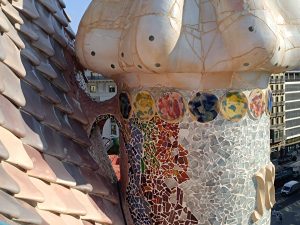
[270,73,286,158]
[285,71,300,155]
[84,70,117,102]
[85,70,120,153]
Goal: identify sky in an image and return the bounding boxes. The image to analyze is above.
[64,0,92,32]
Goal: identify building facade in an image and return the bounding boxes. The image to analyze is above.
[270,73,285,157]
[85,70,117,102]
[285,71,300,155]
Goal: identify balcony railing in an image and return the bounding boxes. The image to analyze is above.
[270,78,285,84]
[272,101,285,106]
[270,112,285,117]
[272,90,285,95]
[271,123,285,129]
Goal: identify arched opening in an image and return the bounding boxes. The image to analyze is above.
[89,115,121,181]
[76,70,117,102]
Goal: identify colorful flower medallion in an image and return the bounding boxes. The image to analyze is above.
[119,92,132,119]
[265,89,273,116]
[188,92,219,123]
[133,91,155,121]
[248,89,265,119]
[220,91,248,122]
[156,92,186,123]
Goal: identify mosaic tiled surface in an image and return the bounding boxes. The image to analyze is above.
[219,91,248,122]
[133,91,155,121]
[249,89,265,119]
[188,92,219,123]
[156,91,186,123]
[119,92,132,119]
[121,88,271,225]
[125,116,198,225]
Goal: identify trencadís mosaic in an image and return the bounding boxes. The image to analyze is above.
[120,89,272,123]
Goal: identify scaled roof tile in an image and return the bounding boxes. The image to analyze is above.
[67,117,91,146]
[51,63,70,92]
[41,125,67,158]
[0,126,33,170]
[1,1,24,25]
[21,56,44,92]
[53,107,75,137]
[60,214,84,225]
[13,199,43,224]
[35,50,57,79]
[40,98,62,131]
[50,39,68,70]
[58,0,66,8]
[36,0,57,14]
[0,214,20,225]
[0,9,10,32]
[92,197,125,225]
[0,62,26,107]
[63,162,93,193]
[38,75,60,104]
[0,140,9,160]
[0,0,126,224]
[52,0,68,27]
[21,38,41,66]
[0,162,20,194]
[1,11,25,49]
[81,220,94,225]
[24,144,57,183]
[21,80,45,121]
[73,144,99,170]
[36,209,67,225]
[20,110,46,151]
[71,188,112,224]
[63,138,84,166]
[16,14,39,41]
[12,0,39,20]
[2,161,45,203]
[43,154,76,187]
[52,85,73,114]
[52,16,67,47]
[80,167,110,197]
[33,1,55,35]
[1,34,26,77]
[0,190,21,218]
[0,94,26,138]
[0,30,7,61]
[67,97,89,125]
[51,183,87,216]
[29,176,67,214]
[31,24,55,57]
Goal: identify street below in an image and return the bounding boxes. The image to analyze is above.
[271,188,300,225]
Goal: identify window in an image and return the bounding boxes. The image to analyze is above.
[109,85,116,93]
[90,85,97,93]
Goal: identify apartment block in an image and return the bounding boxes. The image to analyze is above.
[270,73,285,157]
[285,71,300,154]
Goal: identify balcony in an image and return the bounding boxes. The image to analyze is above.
[271,123,285,129]
[272,90,285,95]
[272,101,285,106]
[270,112,285,117]
[270,78,285,84]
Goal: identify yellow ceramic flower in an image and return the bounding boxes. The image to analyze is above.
[133,91,155,121]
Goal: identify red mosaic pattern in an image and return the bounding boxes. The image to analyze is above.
[128,116,198,224]
[156,92,186,123]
